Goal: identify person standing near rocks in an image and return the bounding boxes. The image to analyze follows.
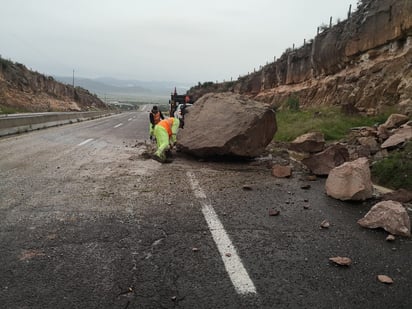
[149,105,164,140]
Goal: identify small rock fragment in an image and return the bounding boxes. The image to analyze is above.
[171,296,177,301]
[272,165,292,178]
[225,253,232,257]
[307,175,317,181]
[242,185,253,191]
[192,247,199,252]
[303,205,310,210]
[268,209,280,216]
[329,256,352,266]
[320,220,330,228]
[377,275,394,284]
[386,234,396,241]
[301,184,311,190]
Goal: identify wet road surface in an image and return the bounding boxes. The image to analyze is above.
[0,111,411,308]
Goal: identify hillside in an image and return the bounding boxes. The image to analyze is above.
[0,58,109,113]
[188,0,412,116]
[53,77,190,103]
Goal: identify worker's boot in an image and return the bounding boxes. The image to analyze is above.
[165,149,173,158]
[151,154,165,163]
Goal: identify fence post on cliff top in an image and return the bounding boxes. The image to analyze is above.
[348,4,352,19]
[329,16,332,28]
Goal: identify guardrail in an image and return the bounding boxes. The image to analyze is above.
[0,111,115,137]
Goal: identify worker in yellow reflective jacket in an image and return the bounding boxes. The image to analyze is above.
[153,117,180,163]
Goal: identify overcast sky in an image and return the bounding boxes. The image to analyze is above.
[1,0,358,85]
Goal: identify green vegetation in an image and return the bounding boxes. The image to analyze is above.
[286,94,300,111]
[274,105,411,190]
[274,106,390,142]
[371,141,412,191]
[0,56,13,70]
[0,105,26,114]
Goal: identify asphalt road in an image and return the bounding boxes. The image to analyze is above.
[0,111,411,309]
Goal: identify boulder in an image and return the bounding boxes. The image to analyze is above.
[381,189,412,203]
[380,114,409,129]
[325,157,373,201]
[381,126,412,148]
[357,136,379,154]
[377,125,390,141]
[288,132,325,153]
[357,200,411,237]
[302,144,349,175]
[176,92,277,158]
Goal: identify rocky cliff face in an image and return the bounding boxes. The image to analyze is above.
[188,0,412,115]
[0,59,109,113]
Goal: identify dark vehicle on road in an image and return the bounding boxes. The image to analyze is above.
[169,88,194,117]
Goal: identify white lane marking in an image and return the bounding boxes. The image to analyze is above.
[114,123,123,128]
[187,171,257,295]
[77,138,94,146]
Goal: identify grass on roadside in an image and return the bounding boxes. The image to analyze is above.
[273,105,411,191]
[0,105,26,114]
[371,141,412,191]
[274,106,391,142]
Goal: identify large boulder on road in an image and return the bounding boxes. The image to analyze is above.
[176,92,277,158]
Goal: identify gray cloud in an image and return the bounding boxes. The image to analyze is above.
[0,0,358,83]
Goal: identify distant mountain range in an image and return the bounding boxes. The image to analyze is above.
[54,76,191,101]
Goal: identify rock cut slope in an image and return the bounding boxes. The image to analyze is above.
[0,57,109,113]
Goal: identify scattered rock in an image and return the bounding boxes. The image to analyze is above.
[377,125,390,141]
[225,253,232,257]
[192,247,199,252]
[288,132,325,153]
[358,200,411,237]
[306,175,317,181]
[302,144,350,175]
[268,209,280,216]
[300,184,311,190]
[272,165,292,178]
[377,275,394,284]
[19,249,46,261]
[381,114,409,130]
[242,185,253,191]
[386,234,396,241]
[303,205,310,210]
[329,256,352,266]
[325,157,373,201]
[320,220,330,228]
[381,126,412,149]
[381,188,412,203]
[357,136,380,154]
